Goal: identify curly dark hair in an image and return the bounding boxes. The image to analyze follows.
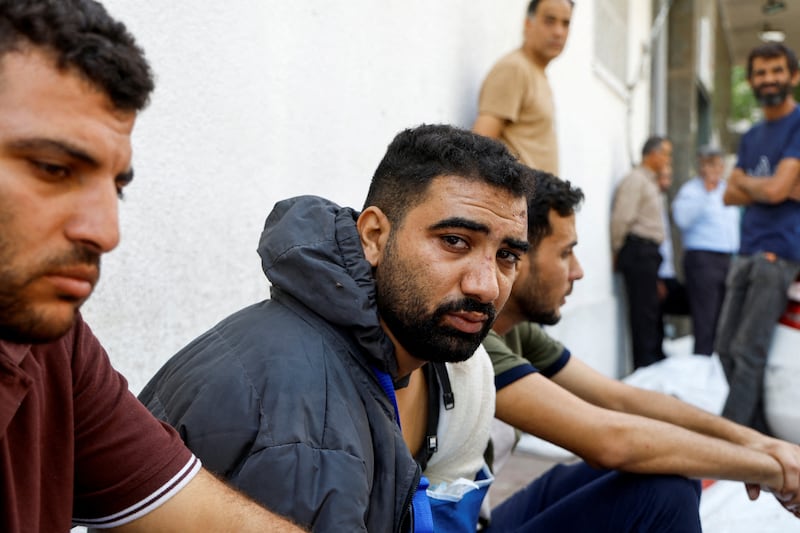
[364,124,534,226]
[527,169,583,248]
[0,0,153,111]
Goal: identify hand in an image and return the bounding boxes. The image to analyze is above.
[752,437,800,516]
[656,280,667,302]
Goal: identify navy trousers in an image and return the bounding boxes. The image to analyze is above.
[683,250,731,355]
[487,461,702,533]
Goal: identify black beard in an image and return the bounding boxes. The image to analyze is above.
[754,82,792,107]
[379,295,496,364]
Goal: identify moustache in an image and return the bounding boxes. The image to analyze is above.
[434,298,496,324]
[40,245,101,277]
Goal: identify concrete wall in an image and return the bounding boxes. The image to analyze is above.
[82,1,654,394]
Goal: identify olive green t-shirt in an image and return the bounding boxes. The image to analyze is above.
[483,322,570,390]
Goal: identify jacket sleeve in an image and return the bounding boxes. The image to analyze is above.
[232,442,370,532]
[139,323,375,532]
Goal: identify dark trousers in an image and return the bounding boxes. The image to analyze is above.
[657,276,690,347]
[716,254,800,432]
[487,461,702,532]
[683,250,731,355]
[618,235,663,369]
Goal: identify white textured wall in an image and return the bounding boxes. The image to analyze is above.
[81,1,652,394]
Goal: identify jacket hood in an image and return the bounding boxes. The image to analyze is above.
[258,195,397,375]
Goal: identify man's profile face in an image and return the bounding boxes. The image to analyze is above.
[524,0,572,66]
[0,47,136,343]
[749,55,799,107]
[374,175,528,363]
[509,210,582,325]
[651,141,673,178]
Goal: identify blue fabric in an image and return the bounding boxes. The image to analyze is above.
[487,461,702,532]
[735,106,800,261]
[427,466,493,533]
[494,363,537,390]
[672,177,740,253]
[372,367,433,533]
[539,348,570,378]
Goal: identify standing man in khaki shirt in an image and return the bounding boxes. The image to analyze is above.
[472,0,573,174]
[610,136,673,369]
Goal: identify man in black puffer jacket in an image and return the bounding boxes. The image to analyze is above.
[139,124,532,532]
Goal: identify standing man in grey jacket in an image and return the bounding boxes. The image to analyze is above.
[139,124,532,532]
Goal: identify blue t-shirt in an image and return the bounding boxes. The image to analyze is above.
[736,106,800,261]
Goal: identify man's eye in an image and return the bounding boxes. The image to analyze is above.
[442,235,468,248]
[498,249,521,264]
[33,161,71,179]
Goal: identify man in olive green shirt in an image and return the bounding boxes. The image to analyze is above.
[482,170,800,527]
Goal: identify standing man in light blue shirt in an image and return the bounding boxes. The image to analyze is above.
[672,146,740,355]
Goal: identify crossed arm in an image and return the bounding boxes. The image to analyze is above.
[724,158,800,205]
[495,362,800,515]
[110,468,304,532]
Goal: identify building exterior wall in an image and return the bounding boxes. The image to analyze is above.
[83,1,655,393]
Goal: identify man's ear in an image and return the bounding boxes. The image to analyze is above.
[357,206,392,267]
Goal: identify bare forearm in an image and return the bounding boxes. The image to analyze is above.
[618,386,764,446]
[601,414,781,486]
[724,179,753,205]
[114,469,305,532]
[495,377,784,488]
[729,158,800,203]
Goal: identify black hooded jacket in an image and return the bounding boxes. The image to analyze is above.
[139,196,419,532]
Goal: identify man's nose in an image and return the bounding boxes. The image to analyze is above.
[64,179,120,254]
[461,257,501,304]
[572,256,585,281]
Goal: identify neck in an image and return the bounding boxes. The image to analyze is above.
[521,46,549,70]
[764,97,797,121]
[394,348,426,378]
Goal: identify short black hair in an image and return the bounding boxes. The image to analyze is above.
[0,0,153,111]
[641,135,669,158]
[364,124,534,227]
[527,0,575,16]
[747,42,799,79]
[527,169,583,248]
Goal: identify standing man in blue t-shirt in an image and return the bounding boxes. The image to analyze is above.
[717,43,800,433]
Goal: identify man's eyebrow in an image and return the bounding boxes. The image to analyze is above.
[430,217,490,234]
[11,137,134,185]
[505,238,530,254]
[9,138,99,167]
[430,217,529,253]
